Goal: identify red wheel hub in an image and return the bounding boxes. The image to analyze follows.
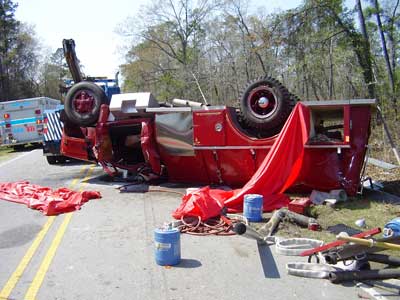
[248,86,277,118]
[73,91,95,113]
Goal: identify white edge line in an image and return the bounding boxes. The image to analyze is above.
[358,282,390,300]
[0,150,36,169]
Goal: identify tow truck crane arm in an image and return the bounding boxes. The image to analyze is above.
[62,39,83,83]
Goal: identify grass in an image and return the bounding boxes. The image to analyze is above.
[0,146,14,162]
[258,195,400,244]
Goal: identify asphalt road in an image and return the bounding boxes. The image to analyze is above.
[0,149,378,300]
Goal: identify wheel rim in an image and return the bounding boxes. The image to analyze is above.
[247,85,278,119]
[73,90,95,114]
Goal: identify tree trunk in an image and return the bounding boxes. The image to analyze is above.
[372,0,395,97]
[388,0,399,75]
[0,56,4,101]
[236,7,267,75]
[355,0,375,99]
[328,37,334,99]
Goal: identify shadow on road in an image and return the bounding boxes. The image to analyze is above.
[0,223,42,249]
[257,241,280,278]
[173,258,202,269]
[9,143,42,153]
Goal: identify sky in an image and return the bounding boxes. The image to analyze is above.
[15,0,302,79]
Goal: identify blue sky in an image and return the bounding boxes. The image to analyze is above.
[15,0,302,78]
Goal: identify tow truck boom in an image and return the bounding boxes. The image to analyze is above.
[62,39,83,83]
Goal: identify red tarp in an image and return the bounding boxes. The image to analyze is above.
[0,181,101,216]
[173,103,311,220]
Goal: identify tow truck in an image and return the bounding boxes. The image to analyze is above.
[41,39,120,164]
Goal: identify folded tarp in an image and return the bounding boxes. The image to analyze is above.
[0,181,101,216]
[173,103,311,220]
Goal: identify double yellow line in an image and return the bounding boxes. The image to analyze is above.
[0,164,95,300]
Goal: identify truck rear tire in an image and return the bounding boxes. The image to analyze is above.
[64,81,108,127]
[57,156,66,164]
[13,145,25,151]
[46,156,57,165]
[239,77,296,137]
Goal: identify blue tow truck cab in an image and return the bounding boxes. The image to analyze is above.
[64,78,121,101]
[87,78,121,100]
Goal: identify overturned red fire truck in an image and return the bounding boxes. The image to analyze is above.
[60,75,375,201]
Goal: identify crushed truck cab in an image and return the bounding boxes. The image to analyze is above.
[60,79,374,196]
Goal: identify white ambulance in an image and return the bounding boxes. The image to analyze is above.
[0,97,60,148]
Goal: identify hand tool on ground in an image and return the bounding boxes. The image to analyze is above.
[324,235,400,264]
[337,232,400,251]
[300,227,381,257]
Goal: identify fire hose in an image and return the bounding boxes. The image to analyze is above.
[329,269,400,284]
[365,253,400,266]
[177,215,243,236]
[258,208,319,237]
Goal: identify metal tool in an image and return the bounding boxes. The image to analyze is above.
[337,232,400,251]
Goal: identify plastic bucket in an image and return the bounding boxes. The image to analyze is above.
[154,228,181,266]
[243,194,263,222]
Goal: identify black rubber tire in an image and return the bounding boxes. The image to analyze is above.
[57,156,67,164]
[13,144,25,151]
[239,77,295,137]
[46,156,57,165]
[64,81,108,127]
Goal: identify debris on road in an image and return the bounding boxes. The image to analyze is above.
[355,218,367,228]
[275,238,323,256]
[0,181,101,215]
[286,262,340,279]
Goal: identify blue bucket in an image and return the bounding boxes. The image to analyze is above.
[243,194,263,222]
[154,228,181,266]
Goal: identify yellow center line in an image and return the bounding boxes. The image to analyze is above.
[24,164,95,300]
[0,164,90,300]
[24,214,73,300]
[0,217,55,300]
